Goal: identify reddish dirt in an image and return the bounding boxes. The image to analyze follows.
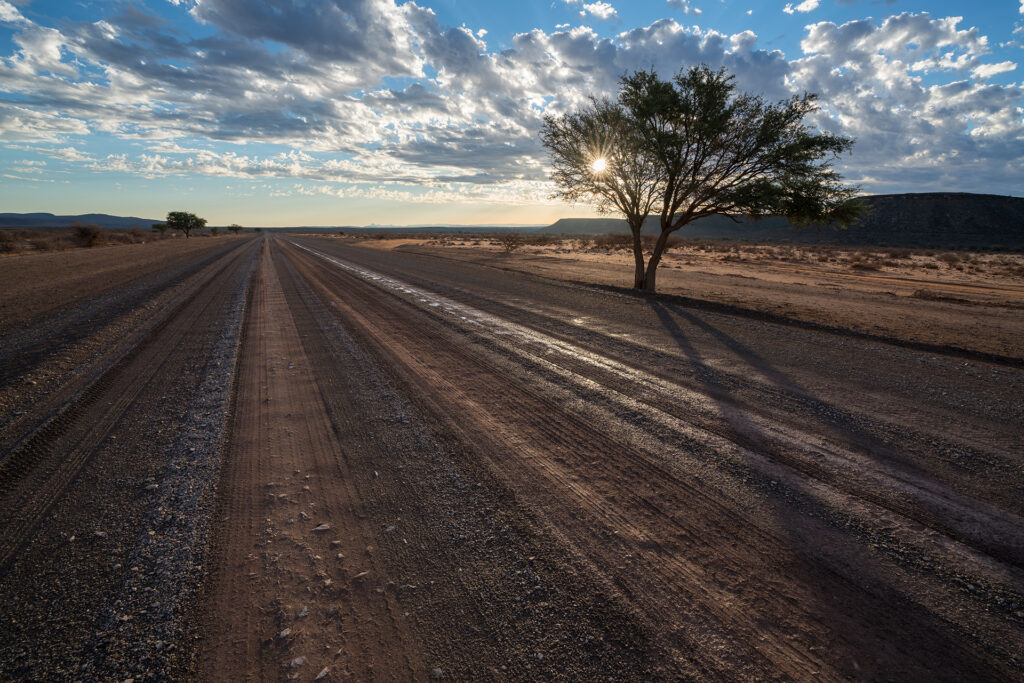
[367,239,1024,358]
[2,233,1022,680]
[0,236,244,334]
[199,242,422,679]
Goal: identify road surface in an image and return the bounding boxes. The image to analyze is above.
[1,234,1021,680]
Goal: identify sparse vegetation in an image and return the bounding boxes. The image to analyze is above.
[165,211,207,238]
[497,232,525,254]
[73,224,107,248]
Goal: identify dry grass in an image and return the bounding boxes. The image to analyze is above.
[359,231,1024,281]
[0,225,228,255]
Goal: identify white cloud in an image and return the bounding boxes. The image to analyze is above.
[0,0,28,24]
[972,60,1017,79]
[784,0,820,15]
[790,13,1024,191]
[667,0,701,15]
[0,4,1020,199]
[582,2,617,20]
[563,0,618,21]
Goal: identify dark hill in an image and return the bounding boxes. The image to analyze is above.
[0,213,160,230]
[541,193,1024,250]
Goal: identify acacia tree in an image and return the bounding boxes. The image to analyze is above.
[227,223,243,234]
[542,99,661,288]
[543,65,861,292]
[165,211,207,238]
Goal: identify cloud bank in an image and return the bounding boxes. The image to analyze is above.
[1,0,1021,203]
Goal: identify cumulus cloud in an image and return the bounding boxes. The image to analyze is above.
[791,13,1024,191]
[563,0,618,21]
[784,0,820,15]
[0,3,1021,200]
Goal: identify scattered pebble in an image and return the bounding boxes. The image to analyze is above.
[279,628,291,639]
[312,524,330,532]
[290,656,307,668]
[315,667,330,680]
[432,668,443,679]
[144,484,159,491]
[298,606,308,618]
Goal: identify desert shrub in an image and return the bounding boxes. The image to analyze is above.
[922,263,939,270]
[128,227,146,242]
[593,233,632,251]
[849,261,881,271]
[73,224,107,247]
[0,231,17,253]
[938,252,961,267]
[497,232,524,253]
[30,237,58,252]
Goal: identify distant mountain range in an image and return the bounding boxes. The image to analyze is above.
[4,193,1022,249]
[541,193,1024,250]
[0,212,161,230]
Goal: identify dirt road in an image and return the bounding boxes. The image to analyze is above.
[1,234,1022,680]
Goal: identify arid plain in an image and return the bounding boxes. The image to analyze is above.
[1,233,1022,680]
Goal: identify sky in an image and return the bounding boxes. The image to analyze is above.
[1,1,1022,227]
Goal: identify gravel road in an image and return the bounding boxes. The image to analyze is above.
[1,234,1021,680]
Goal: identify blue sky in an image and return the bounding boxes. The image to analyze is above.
[1,0,1022,226]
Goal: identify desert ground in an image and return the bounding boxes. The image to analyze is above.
[1,233,1022,680]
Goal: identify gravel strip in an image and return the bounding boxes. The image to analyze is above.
[75,245,257,680]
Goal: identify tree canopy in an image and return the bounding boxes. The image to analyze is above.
[165,211,207,238]
[541,65,861,291]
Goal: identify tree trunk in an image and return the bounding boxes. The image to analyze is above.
[641,229,672,292]
[629,224,645,289]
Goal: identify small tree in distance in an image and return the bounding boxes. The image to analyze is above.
[497,231,524,254]
[542,65,862,292]
[228,224,243,234]
[165,211,207,238]
[151,222,169,238]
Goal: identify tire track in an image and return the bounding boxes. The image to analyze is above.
[0,241,256,572]
[281,238,1023,680]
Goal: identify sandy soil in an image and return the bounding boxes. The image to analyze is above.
[1,234,1021,680]
[345,236,1024,359]
[0,236,247,335]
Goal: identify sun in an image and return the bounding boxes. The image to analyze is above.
[591,157,607,173]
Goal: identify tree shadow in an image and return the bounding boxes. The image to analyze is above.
[649,299,927,474]
[642,299,1004,678]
